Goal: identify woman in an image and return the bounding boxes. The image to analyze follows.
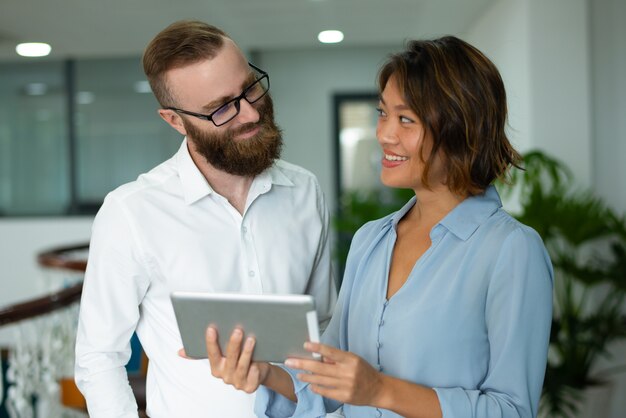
[204,36,553,418]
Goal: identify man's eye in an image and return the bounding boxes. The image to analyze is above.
[213,103,234,118]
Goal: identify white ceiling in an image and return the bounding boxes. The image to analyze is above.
[0,0,496,62]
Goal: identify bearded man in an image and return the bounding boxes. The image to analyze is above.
[75,20,337,418]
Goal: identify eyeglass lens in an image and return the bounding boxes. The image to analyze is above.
[212,76,269,126]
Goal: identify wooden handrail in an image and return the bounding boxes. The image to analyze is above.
[0,243,88,326]
[0,282,83,327]
[36,243,89,272]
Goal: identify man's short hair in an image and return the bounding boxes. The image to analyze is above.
[143,20,229,107]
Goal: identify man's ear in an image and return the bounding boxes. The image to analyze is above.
[158,109,187,136]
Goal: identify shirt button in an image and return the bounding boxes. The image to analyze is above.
[242,226,248,233]
[377,342,382,349]
[379,319,384,326]
[248,270,255,277]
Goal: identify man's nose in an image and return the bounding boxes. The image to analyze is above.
[235,98,261,124]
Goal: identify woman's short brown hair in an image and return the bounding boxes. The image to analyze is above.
[142,20,228,107]
[378,36,521,196]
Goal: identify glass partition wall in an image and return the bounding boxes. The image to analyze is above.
[0,61,69,215]
[0,57,180,216]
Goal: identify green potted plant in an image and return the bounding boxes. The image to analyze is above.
[501,151,626,418]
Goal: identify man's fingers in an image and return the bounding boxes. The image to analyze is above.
[223,328,244,377]
[233,337,255,383]
[244,365,261,393]
[238,337,256,369]
[178,348,192,359]
[205,326,224,370]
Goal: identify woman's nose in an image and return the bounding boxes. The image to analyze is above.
[376,120,398,145]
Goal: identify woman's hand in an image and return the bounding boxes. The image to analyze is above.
[285,342,385,406]
[205,326,271,393]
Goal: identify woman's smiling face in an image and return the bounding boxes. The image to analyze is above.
[376,75,445,192]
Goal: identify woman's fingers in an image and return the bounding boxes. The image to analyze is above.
[309,383,342,400]
[286,343,347,376]
[286,357,335,375]
[295,371,340,388]
[303,342,344,363]
[288,345,383,405]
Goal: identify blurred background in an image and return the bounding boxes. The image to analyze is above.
[0,0,624,417]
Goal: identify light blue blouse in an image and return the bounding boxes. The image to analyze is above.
[255,186,553,418]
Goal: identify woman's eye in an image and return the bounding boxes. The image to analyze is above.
[376,107,386,117]
[400,116,414,123]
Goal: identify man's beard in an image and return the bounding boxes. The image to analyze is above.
[183,95,283,177]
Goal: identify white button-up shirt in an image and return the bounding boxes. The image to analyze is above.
[75,139,337,418]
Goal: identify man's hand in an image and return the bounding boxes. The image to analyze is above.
[205,327,271,393]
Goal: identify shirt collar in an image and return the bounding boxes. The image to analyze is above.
[175,138,294,205]
[388,185,502,241]
[176,138,213,205]
[263,162,294,188]
[439,185,502,240]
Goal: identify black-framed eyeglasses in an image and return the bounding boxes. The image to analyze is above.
[164,63,270,127]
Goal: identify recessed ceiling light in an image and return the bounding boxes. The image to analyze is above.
[16,42,52,57]
[318,30,344,44]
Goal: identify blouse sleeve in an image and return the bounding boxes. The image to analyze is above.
[434,227,553,418]
[253,220,382,417]
[254,286,346,417]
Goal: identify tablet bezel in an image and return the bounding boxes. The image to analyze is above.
[171,292,320,363]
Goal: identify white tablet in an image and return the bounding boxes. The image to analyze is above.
[171,292,321,363]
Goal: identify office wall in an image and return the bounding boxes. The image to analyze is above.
[528,0,592,187]
[257,45,396,212]
[589,0,626,416]
[591,0,626,213]
[464,0,532,154]
[466,0,592,186]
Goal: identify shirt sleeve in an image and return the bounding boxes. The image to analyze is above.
[434,227,553,418]
[304,180,337,333]
[74,195,151,418]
